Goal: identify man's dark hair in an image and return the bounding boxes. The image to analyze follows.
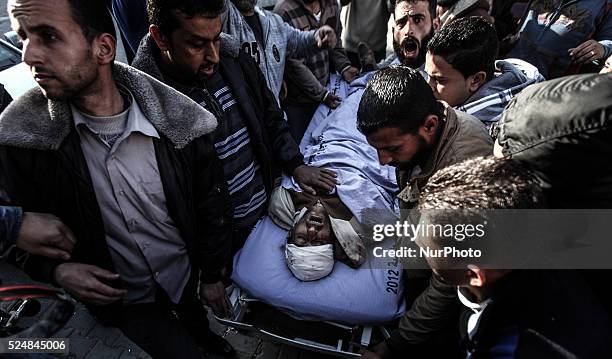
[419,156,544,211]
[437,0,457,6]
[67,0,116,42]
[416,156,544,268]
[147,0,225,36]
[427,16,499,81]
[357,66,443,136]
[392,0,437,20]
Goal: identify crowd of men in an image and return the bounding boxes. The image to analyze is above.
[0,0,611,358]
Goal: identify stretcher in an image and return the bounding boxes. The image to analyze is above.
[214,217,405,357]
[214,286,394,358]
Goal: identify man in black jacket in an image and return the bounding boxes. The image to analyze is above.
[133,0,337,253]
[0,84,12,114]
[415,156,612,358]
[495,73,612,318]
[1,0,234,357]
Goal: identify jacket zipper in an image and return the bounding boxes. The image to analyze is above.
[262,10,273,89]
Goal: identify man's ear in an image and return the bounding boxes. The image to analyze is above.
[94,33,117,65]
[467,71,487,94]
[467,264,486,287]
[149,24,170,52]
[433,17,441,32]
[418,114,439,143]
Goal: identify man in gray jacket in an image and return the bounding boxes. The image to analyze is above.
[223,0,338,106]
[274,0,359,142]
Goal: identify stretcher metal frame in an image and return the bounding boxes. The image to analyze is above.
[214,286,391,358]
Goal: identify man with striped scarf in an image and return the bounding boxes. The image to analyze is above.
[133,0,337,261]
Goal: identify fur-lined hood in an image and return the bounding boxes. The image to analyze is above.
[132,32,240,84]
[0,62,218,150]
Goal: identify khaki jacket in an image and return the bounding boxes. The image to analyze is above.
[387,105,493,353]
[396,104,493,211]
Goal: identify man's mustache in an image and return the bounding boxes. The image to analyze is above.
[32,67,56,77]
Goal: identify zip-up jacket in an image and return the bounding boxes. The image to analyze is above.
[222,1,319,105]
[457,58,545,130]
[509,0,612,79]
[0,62,233,317]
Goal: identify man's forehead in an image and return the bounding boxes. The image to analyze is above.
[9,0,72,26]
[425,53,447,73]
[173,10,221,37]
[8,0,67,15]
[368,127,408,146]
[395,1,430,17]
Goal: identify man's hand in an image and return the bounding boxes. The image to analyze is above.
[315,25,337,49]
[293,165,338,195]
[16,212,76,260]
[322,91,342,109]
[54,263,126,306]
[569,40,605,65]
[200,281,231,318]
[360,341,392,359]
[280,80,288,101]
[359,350,383,359]
[342,66,359,83]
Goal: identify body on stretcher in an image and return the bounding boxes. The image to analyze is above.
[215,217,406,357]
[216,72,404,356]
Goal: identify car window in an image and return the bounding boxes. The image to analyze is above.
[0,42,21,72]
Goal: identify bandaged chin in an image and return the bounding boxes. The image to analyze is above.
[285,243,334,281]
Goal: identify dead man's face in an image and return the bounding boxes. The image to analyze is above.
[289,201,334,247]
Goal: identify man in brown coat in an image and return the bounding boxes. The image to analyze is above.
[357,65,492,358]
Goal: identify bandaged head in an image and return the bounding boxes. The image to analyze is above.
[284,206,335,281]
[273,188,367,277]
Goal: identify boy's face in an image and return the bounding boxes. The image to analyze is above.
[415,213,472,286]
[425,51,481,107]
[416,237,470,286]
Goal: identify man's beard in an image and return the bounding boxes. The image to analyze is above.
[37,55,98,101]
[231,0,257,13]
[393,28,435,69]
[392,135,434,171]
